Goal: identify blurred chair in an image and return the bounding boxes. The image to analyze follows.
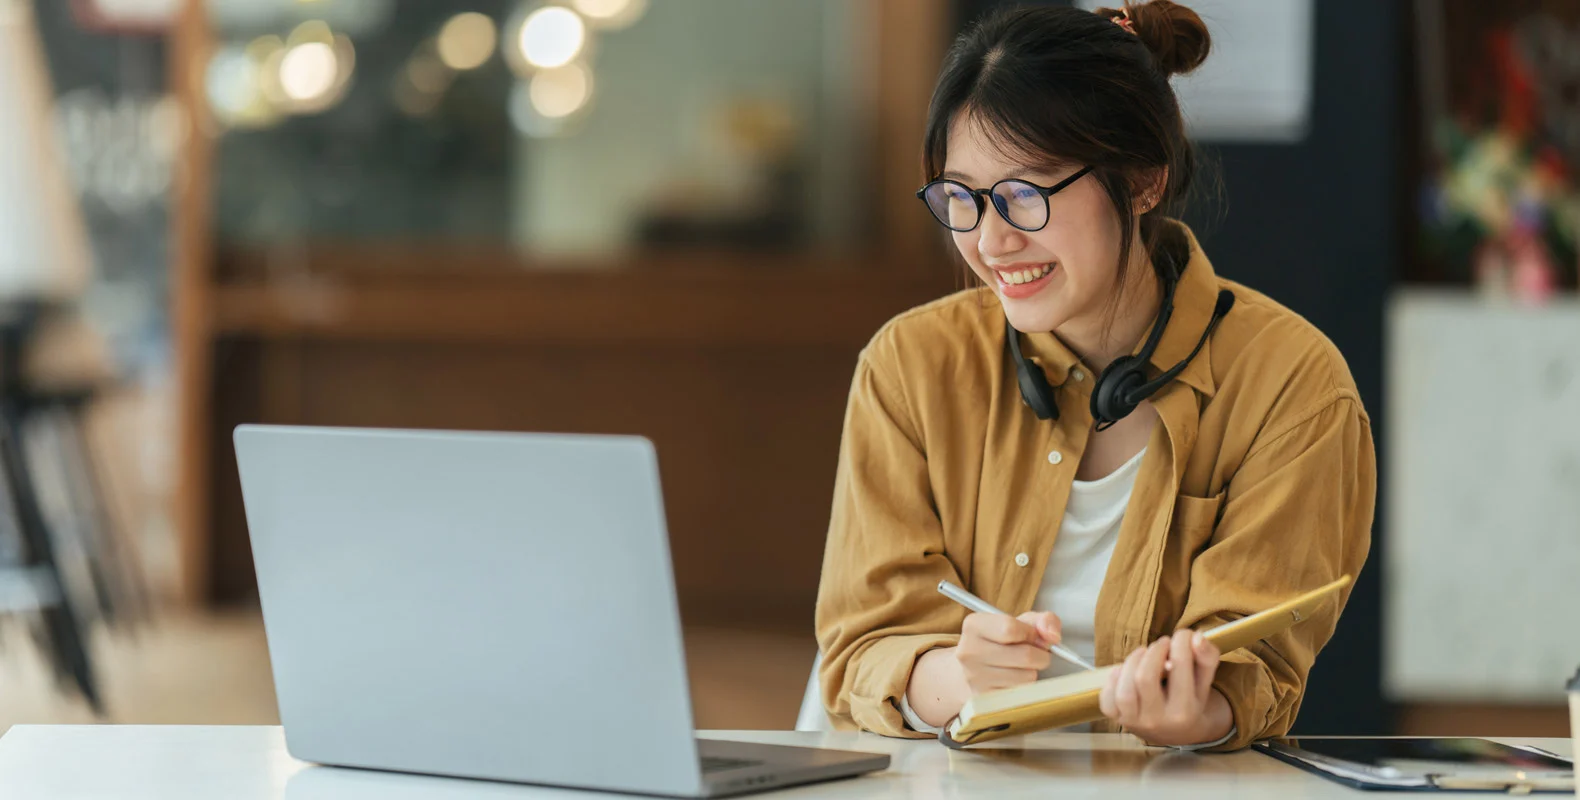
[0,0,120,714]
[0,306,102,713]
[795,652,831,732]
[22,308,150,631]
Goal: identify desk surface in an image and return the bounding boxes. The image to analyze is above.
[0,726,1569,799]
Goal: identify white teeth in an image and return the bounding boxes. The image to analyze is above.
[1002,264,1052,285]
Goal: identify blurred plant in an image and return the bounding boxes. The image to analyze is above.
[1420,26,1580,302]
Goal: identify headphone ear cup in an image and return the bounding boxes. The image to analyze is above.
[1091,356,1146,424]
[1016,360,1059,420]
[1006,319,1059,421]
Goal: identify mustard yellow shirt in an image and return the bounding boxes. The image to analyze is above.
[814,224,1375,750]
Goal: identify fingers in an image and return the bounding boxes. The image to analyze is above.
[1191,631,1221,698]
[1133,637,1170,712]
[1106,632,1226,745]
[957,652,1044,695]
[957,613,1052,695]
[963,612,1039,646]
[1099,664,1122,719]
[1016,611,1062,645]
[975,643,1051,672]
[1164,630,1197,720]
[957,620,1051,670]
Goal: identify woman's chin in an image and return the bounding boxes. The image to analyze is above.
[1002,305,1068,334]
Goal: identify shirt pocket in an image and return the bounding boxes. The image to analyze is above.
[1172,490,1226,555]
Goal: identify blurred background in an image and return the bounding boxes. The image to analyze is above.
[0,0,1577,740]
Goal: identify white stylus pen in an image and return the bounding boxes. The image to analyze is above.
[937,580,1097,671]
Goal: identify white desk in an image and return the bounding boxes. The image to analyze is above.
[0,726,1569,799]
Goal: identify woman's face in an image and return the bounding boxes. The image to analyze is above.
[941,115,1131,336]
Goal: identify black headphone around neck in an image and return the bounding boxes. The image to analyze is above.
[1006,267,1235,431]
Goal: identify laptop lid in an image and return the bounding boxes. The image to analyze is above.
[235,425,705,797]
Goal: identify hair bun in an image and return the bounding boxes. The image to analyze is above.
[1105,0,1212,77]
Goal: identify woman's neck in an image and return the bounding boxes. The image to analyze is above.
[1058,261,1166,373]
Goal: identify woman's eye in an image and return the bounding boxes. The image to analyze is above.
[1013,187,1039,201]
[947,190,973,203]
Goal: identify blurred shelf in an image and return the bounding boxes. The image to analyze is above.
[214,240,948,281]
[210,257,960,346]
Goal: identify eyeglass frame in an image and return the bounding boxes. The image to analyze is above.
[915,165,1095,233]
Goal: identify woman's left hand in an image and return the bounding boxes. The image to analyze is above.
[1098,629,1234,747]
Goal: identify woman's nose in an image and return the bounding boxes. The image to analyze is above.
[974,202,1026,260]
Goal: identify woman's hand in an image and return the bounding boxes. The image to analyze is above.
[904,611,1062,730]
[1099,629,1234,747]
[956,610,1062,695]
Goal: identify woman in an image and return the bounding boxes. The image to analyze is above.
[814,1,1374,750]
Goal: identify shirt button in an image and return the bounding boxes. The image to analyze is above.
[1015,552,1030,567]
[1071,368,1086,382]
[1047,450,1064,465]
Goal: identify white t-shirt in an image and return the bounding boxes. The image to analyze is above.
[899,448,1145,732]
[1033,446,1146,681]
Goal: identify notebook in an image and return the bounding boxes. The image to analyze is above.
[940,575,1353,748]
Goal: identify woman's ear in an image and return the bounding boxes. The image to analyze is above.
[1133,167,1170,213]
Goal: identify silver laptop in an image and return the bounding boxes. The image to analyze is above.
[234,425,888,798]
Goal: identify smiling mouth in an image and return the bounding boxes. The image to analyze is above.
[994,263,1054,285]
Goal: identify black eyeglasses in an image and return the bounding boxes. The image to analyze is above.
[916,166,1094,233]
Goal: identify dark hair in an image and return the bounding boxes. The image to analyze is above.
[922,1,1213,300]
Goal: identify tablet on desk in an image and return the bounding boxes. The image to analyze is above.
[1255,737,1573,793]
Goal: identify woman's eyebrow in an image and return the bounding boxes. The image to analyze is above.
[938,161,1076,185]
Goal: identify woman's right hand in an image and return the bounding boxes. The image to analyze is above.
[904,610,1064,729]
[956,611,1062,695]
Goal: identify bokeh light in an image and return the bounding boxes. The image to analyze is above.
[518,6,586,69]
[279,42,338,102]
[571,0,648,30]
[437,12,498,71]
[287,19,334,47]
[529,61,592,119]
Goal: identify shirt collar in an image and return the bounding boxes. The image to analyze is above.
[1145,222,1220,398]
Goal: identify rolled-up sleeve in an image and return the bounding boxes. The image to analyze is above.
[1178,393,1376,751]
[814,348,966,738]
